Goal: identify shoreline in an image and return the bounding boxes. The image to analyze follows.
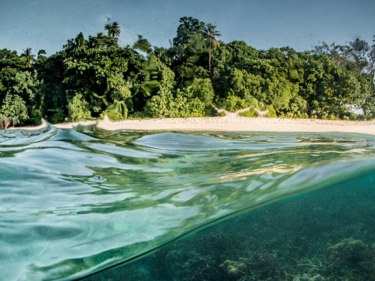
[68,116,375,135]
[10,116,375,135]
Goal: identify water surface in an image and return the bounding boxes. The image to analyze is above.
[1,125,375,280]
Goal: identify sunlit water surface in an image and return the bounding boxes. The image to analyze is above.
[1,124,375,280]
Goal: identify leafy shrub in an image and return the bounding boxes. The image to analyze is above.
[106,100,128,120]
[240,107,257,117]
[144,84,207,118]
[266,105,277,118]
[67,93,91,121]
[189,78,214,114]
[0,94,29,124]
[220,95,248,112]
[48,108,66,124]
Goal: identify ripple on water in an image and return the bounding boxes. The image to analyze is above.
[1,129,375,280]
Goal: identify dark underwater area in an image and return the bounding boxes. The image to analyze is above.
[80,165,375,281]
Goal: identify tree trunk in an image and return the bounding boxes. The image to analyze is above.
[208,50,212,75]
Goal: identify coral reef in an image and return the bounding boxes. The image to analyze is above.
[219,259,247,278]
[220,252,287,281]
[324,238,375,280]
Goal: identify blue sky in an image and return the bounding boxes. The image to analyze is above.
[1,0,374,56]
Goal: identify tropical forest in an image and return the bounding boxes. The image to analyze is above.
[1,17,375,125]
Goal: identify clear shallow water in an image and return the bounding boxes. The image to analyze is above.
[1,125,375,281]
[83,170,375,281]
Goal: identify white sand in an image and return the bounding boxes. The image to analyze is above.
[11,116,375,135]
[9,118,49,130]
[54,120,97,129]
[95,115,375,135]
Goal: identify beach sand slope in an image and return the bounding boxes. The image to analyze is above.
[95,115,375,135]
[8,116,375,135]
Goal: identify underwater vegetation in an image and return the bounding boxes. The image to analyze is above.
[80,171,375,281]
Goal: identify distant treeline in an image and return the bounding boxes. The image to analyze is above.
[1,17,374,125]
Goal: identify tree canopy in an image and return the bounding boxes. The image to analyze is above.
[0,17,374,125]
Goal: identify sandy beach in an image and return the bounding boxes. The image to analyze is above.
[49,115,375,135]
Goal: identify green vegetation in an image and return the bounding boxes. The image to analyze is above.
[1,18,375,125]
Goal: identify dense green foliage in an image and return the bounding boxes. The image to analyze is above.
[1,18,374,124]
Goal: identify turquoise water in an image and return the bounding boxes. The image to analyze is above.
[1,125,375,281]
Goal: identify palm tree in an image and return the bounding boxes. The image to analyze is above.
[104,21,121,38]
[21,48,35,68]
[133,35,153,55]
[202,23,221,75]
